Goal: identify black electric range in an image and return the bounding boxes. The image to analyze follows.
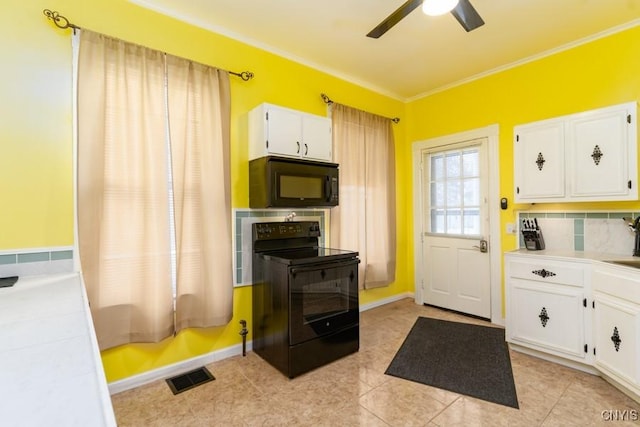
[251,220,360,378]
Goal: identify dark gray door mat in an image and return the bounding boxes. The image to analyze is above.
[385,317,519,409]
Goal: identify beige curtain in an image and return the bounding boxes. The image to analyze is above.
[330,104,396,289]
[78,31,234,349]
[166,55,233,331]
[78,31,174,349]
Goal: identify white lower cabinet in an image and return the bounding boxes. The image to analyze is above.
[509,279,586,360]
[505,254,590,363]
[592,265,640,392]
[506,252,640,402]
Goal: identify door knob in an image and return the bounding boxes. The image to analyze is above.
[472,239,488,253]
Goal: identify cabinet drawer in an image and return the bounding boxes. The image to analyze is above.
[593,265,640,305]
[508,259,584,287]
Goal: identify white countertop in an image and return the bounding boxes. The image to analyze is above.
[506,248,640,264]
[0,273,116,426]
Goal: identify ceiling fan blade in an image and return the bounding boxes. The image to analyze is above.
[451,0,485,32]
[367,0,423,39]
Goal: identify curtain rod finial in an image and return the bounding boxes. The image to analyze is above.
[43,9,80,32]
[320,93,333,105]
[239,71,254,81]
[229,71,254,81]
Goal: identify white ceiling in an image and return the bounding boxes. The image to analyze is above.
[130,0,640,101]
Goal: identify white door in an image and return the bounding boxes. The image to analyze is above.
[420,139,491,318]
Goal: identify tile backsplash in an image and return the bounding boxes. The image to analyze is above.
[518,211,637,256]
[0,247,74,278]
[233,209,328,286]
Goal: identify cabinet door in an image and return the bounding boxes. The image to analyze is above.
[594,292,640,386]
[514,120,565,202]
[266,106,302,158]
[301,115,332,161]
[567,103,636,200]
[508,278,586,360]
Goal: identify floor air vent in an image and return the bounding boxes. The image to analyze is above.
[166,367,215,395]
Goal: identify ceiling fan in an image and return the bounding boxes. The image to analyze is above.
[367,0,484,39]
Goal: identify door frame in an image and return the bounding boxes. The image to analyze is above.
[412,124,503,325]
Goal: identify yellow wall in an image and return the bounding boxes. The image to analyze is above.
[3,0,409,382]
[1,1,74,248]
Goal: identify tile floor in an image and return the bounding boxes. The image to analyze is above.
[111,299,640,426]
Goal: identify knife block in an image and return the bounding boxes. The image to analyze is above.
[522,229,545,250]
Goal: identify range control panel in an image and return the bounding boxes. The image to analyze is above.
[253,221,321,240]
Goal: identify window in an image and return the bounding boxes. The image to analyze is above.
[76,30,233,350]
[428,147,481,236]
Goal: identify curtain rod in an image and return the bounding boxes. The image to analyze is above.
[42,9,255,81]
[320,93,400,124]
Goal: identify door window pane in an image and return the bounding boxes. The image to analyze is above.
[430,209,445,233]
[428,147,481,236]
[431,155,444,180]
[463,178,480,205]
[431,182,445,207]
[446,209,462,234]
[446,181,461,205]
[445,153,461,178]
[463,209,480,234]
[462,150,479,177]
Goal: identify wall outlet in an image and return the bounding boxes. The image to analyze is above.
[506,223,516,234]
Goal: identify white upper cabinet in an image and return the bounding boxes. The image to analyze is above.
[567,103,636,200]
[514,119,565,201]
[249,103,332,162]
[514,102,637,203]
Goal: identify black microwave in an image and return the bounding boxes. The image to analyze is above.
[249,156,339,208]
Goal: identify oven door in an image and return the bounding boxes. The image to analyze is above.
[289,259,359,345]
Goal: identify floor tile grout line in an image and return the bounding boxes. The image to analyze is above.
[357,401,392,426]
[538,378,574,426]
[426,394,463,425]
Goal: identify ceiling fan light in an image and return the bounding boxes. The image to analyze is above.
[422,0,460,16]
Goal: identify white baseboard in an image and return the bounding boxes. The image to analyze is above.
[108,292,412,395]
[508,343,599,375]
[359,292,414,312]
[108,341,253,395]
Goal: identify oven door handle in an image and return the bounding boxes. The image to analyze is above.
[290,259,359,275]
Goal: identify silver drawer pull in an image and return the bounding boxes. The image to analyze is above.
[532,269,556,278]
